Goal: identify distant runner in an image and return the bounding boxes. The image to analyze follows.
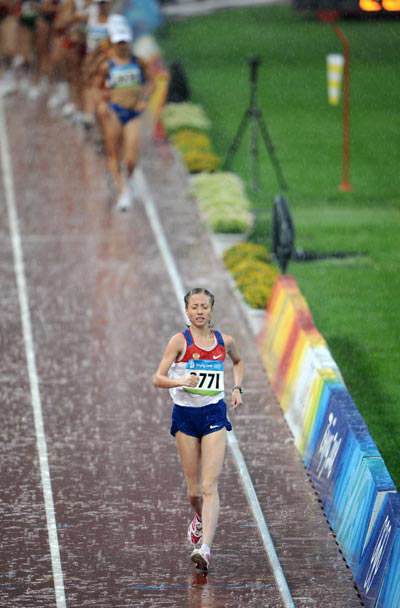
[94,16,153,210]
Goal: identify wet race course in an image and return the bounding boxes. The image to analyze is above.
[0,95,362,607]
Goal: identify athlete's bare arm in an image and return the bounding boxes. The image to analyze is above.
[153,333,199,389]
[135,57,155,111]
[223,333,244,409]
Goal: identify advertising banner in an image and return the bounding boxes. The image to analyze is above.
[357,492,400,608]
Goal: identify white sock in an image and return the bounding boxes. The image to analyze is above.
[201,543,210,555]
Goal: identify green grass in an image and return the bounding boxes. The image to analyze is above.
[158,6,400,487]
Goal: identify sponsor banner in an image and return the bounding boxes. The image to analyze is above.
[269,292,300,391]
[284,347,342,452]
[375,493,400,608]
[258,274,398,606]
[301,380,344,465]
[273,311,325,405]
[259,275,309,383]
[357,492,400,608]
[259,276,328,410]
[335,457,395,571]
[307,386,395,570]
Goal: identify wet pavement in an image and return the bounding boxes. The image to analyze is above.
[0,96,362,607]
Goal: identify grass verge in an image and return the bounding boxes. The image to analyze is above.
[158,5,400,487]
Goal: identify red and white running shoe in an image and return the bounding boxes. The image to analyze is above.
[191,546,210,571]
[187,513,202,546]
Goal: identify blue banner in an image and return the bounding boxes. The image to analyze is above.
[375,493,400,607]
[356,492,400,608]
[307,386,381,523]
[307,385,396,570]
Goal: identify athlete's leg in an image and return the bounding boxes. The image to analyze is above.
[200,428,227,548]
[19,22,33,68]
[175,431,202,516]
[66,43,83,110]
[0,15,18,71]
[122,115,142,179]
[96,102,123,193]
[35,17,51,82]
[47,35,70,107]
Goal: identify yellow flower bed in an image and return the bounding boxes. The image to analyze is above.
[224,244,279,309]
[224,243,270,269]
[171,128,221,173]
[170,129,211,151]
[181,149,221,173]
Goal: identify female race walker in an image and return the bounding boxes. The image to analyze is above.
[94,17,153,211]
[153,288,244,571]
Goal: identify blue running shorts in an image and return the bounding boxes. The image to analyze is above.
[109,103,142,126]
[170,400,232,439]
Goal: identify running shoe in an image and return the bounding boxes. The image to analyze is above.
[191,546,210,571]
[48,82,69,109]
[187,513,202,546]
[0,71,17,96]
[116,188,132,212]
[12,55,24,69]
[27,85,40,101]
[28,79,48,101]
[19,77,30,94]
[61,102,76,118]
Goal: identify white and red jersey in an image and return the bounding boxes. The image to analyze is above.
[169,328,225,407]
[85,4,109,53]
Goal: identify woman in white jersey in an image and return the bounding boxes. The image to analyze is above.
[153,288,244,572]
[80,0,111,126]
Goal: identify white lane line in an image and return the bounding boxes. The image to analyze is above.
[0,97,67,607]
[136,166,295,608]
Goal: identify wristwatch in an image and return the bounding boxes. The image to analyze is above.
[232,385,244,394]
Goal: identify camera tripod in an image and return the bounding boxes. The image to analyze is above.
[224,56,288,193]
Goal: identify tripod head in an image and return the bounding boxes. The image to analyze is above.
[247,55,261,84]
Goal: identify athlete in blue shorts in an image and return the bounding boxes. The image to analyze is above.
[94,17,153,210]
[153,288,244,571]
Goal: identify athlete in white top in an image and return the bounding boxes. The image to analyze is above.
[153,288,243,571]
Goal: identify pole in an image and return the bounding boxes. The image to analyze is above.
[250,58,260,192]
[333,25,352,192]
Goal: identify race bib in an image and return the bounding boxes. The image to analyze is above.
[86,27,108,52]
[183,359,224,396]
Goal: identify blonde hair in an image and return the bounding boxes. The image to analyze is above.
[184,288,215,309]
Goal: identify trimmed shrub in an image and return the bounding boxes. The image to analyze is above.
[181,149,221,173]
[171,129,221,173]
[224,243,270,269]
[161,102,211,133]
[223,243,279,309]
[190,172,253,233]
[205,207,253,233]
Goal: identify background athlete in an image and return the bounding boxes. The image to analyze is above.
[94,16,153,210]
[153,288,244,571]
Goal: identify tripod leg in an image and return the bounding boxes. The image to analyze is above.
[223,108,251,170]
[256,110,288,192]
[250,108,260,193]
